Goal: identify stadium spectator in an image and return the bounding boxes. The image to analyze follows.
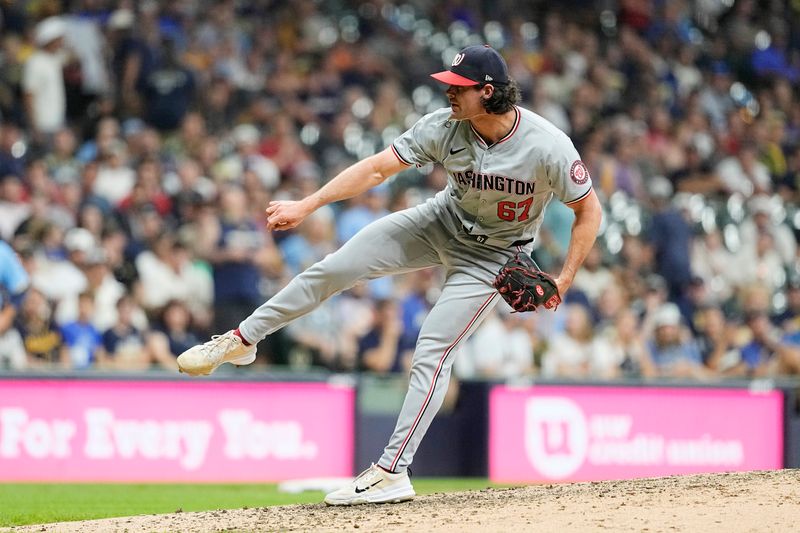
[737,283,774,318]
[135,231,213,321]
[646,303,708,379]
[737,230,785,295]
[668,144,725,195]
[55,246,127,333]
[285,298,344,371]
[737,311,800,377]
[17,287,61,368]
[601,308,656,379]
[357,299,412,375]
[716,143,772,196]
[117,8,162,118]
[698,58,735,131]
[739,195,796,268]
[605,131,648,202]
[32,226,93,310]
[571,244,614,305]
[0,174,29,241]
[22,17,68,139]
[645,177,693,308]
[118,158,172,216]
[214,124,279,189]
[145,299,195,371]
[459,306,537,380]
[59,291,102,370]
[333,282,375,370]
[691,228,740,303]
[399,269,437,352]
[332,185,395,299]
[336,187,391,244]
[140,38,196,132]
[98,294,150,371]
[616,235,654,305]
[44,128,81,180]
[279,207,336,276]
[198,183,269,333]
[93,140,136,206]
[593,280,630,329]
[62,12,108,125]
[694,305,740,374]
[541,304,618,380]
[258,112,312,179]
[165,158,216,213]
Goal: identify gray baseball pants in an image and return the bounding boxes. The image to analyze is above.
[238,196,528,472]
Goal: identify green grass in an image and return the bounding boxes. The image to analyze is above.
[0,479,501,527]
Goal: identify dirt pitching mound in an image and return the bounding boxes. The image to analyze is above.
[6,470,800,533]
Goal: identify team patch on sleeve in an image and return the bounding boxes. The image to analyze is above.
[570,160,590,185]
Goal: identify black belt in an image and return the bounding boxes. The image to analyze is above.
[510,237,535,247]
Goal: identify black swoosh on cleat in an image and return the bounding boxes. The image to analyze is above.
[354,480,382,494]
[449,147,466,155]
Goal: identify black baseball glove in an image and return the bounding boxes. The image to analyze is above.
[493,253,562,312]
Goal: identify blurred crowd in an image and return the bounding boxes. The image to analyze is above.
[1,0,799,381]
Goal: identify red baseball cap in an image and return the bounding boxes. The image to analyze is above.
[431,45,510,86]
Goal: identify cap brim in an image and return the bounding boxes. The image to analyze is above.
[430,70,479,86]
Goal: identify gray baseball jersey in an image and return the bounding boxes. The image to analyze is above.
[238,105,592,473]
[392,106,592,246]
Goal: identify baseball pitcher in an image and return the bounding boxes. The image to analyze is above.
[178,45,602,505]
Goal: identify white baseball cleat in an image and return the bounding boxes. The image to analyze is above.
[324,464,415,506]
[177,330,256,376]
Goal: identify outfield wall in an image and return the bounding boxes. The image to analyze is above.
[0,375,796,482]
[0,378,354,482]
[488,386,783,483]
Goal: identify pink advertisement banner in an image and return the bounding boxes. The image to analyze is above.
[489,386,783,483]
[0,379,354,482]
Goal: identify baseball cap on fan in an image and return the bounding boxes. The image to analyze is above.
[35,16,66,47]
[431,45,509,86]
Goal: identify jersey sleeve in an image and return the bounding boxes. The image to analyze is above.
[547,133,594,205]
[390,109,449,167]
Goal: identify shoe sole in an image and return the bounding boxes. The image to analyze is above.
[324,487,416,506]
[178,352,256,376]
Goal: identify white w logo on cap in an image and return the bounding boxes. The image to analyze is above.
[451,53,465,66]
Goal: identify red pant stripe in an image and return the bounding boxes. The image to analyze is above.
[389,292,497,471]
